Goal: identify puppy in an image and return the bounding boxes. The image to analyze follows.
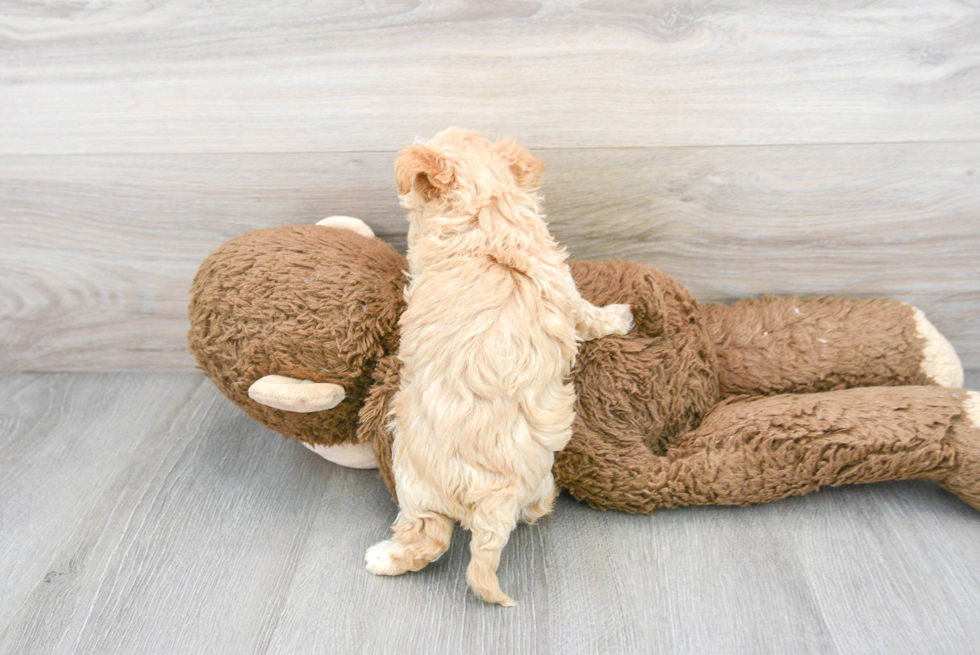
[364,129,633,606]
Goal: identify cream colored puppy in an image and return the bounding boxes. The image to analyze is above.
[364,129,633,606]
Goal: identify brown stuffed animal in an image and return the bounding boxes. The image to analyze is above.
[187,217,980,514]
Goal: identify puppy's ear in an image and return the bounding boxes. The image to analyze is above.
[496,138,545,190]
[395,145,454,200]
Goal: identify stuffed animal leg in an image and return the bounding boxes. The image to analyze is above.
[702,297,963,397]
[555,385,980,513]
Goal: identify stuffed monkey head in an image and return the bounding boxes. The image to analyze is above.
[188,225,408,447]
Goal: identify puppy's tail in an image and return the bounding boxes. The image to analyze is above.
[466,525,517,607]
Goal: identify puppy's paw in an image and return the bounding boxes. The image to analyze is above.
[365,540,410,576]
[519,500,552,525]
[521,475,558,524]
[602,303,634,336]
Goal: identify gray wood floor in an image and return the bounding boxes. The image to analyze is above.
[2,371,979,655]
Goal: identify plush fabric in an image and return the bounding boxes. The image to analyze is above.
[702,297,931,396]
[188,225,980,513]
[188,225,406,446]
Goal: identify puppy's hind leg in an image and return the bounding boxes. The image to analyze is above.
[465,508,519,607]
[365,511,453,576]
[520,473,558,524]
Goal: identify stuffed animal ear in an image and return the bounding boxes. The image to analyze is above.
[496,137,545,190]
[395,144,454,200]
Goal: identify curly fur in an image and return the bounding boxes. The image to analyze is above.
[364,130,631,606]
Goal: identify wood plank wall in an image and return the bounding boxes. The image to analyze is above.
[1,1,978,371]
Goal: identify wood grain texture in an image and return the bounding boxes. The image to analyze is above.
[0,375,329,655]
[269,482,825,655]
[1,372,979,653]
[266,470,552,655]
[779,483,980,655]
[531,499,839,655]
[0,373,202,630]
[2,142,977,371]
[1,0,979,154]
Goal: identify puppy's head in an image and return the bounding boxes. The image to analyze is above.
[395,128,544,219]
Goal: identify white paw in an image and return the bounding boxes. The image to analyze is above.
[365,540,406,576]
[603,303,634,336]
[316,216,375,238]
